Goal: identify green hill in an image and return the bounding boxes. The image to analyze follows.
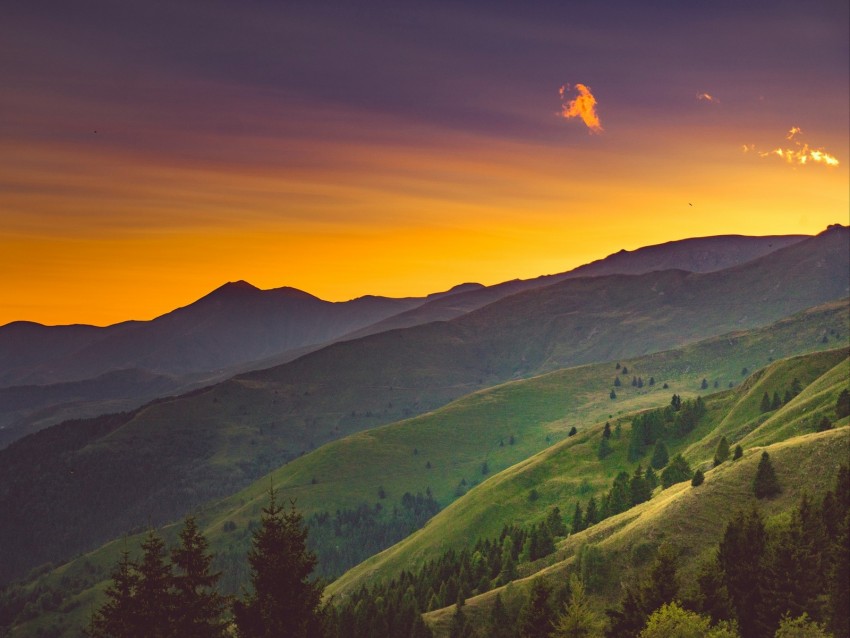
[423,425,849,636]
[328,347,848,601]
[4,303,847,637]
[1,228,847,587]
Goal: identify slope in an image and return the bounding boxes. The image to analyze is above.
[5,310,846,636]
[0,225,845,586]
[328,348,849,601]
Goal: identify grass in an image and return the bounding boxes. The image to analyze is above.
[6,303,848,637]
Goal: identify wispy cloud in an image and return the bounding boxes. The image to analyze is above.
[558,83,603,134]
[743,127,839,167]
[696,92,719,103]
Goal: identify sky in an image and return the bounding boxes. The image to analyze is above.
[1,0,848,326]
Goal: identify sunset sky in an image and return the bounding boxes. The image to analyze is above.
[2,1,848,326]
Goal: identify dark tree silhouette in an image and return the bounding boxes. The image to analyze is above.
[233,488,323,638]
[753,451,781,499]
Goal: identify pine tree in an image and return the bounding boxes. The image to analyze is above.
[753,451,780,499]
[650,440,669,470]
[87,549,141,638]
[568,426,578,437]
[760,392,772,413]
[551,575,604,638]
[771,392,782,410]
[644,466,659,491]
[614,376,622,387]
[572,502,585,534]
[598,437,613,460]
[661,454,692,488]
[713,436,730,467]
[692,469,705,487]
[610,389,617,400]
[135,529,173,638]
[836,389,850,419]
[488,594,514,638]
[733,445,743,460]
[170,517,228,638]
[519,580,553,638]
[701,378,709,390]
[584,497,599,528]
[630,465,651,506]
[603,422,612,439]
[718,508,767,638]
[233,488,323,638]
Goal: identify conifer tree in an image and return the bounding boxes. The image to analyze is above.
[733,445,743,460]
[603,422,612,439]
[519,580,554,638]
[650,440,669,470]
[760,392,772,413]
[771,392,782,410]
[86,549,141,638]
[718,508,767,638]
[661,454,692,488]
[233,487,323,638]
[551,575,604,638]
[572,502,585,534]
[488,593,515,638]
[135,529,173,638]
[569,426,578,437]
[753,451,780,499]
[584,497,599,528]
[691,469,705,487]
[644,466,659,492]
[170,516,228,638]
[713,436,730,467]
[598,437,613,460]
[630,465,651,506]
[837,388,850,419]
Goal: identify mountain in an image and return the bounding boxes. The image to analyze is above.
[339,233,807,339]
[0,233,808,446]
[0,224,845,587]
[5,338,847,636]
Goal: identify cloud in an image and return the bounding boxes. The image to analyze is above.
[558,83,603,134]
[696,92,719,103]
[743,127,838,167]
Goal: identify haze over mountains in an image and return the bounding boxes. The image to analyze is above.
[0,233,808,446]
[0,226,845,588]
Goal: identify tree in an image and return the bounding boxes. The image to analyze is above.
[572,502,585,534]
[774,613,833,638]
[837,389,850,419]
[622,366,629,375]
[733,445,743,460]
[569,426,578,437]
[691,469,705,487]
[771,392,782,410]
[87,549,141,638]
[630,465,651,505]
[661,454,692,488]
[584,497,599,528]
[760,392,772,413]
[753,451,781,499]
[614,376,622,387]
[817,416,833,432]
[610,389,617,400]
[644,466,659,491]
[482,460,490,475]
[547,506,567,537]
[519,580,554,638]
[713,436,730,467]
[488,593,515,638]
[718,508,767,638]
[701,378,709,390]
[603,422,612,439]
[170,517,228,638]
[638,603,740,638]
[233,488,323,638]
[135,529,173,638]
[649,377,655,386]
[598,437,613,460]
[650,440,669,470]
[551,575,604,638]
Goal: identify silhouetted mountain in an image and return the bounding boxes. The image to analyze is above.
[0,226,844,585]
[0,234,807,447]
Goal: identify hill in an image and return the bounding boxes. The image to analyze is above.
[0,225,845,587]
[327,348,849,600]
[0,233,807,447]
[3,317,846,636]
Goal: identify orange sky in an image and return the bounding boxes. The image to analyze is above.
[1,2,847,326]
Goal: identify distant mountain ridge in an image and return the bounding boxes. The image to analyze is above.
[0,232,810,446]
[0,226,844,586]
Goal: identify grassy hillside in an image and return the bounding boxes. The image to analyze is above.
[424,426,849,636]
[328,348,848,600]
[1,229,846,587]
[5,305,847,637]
